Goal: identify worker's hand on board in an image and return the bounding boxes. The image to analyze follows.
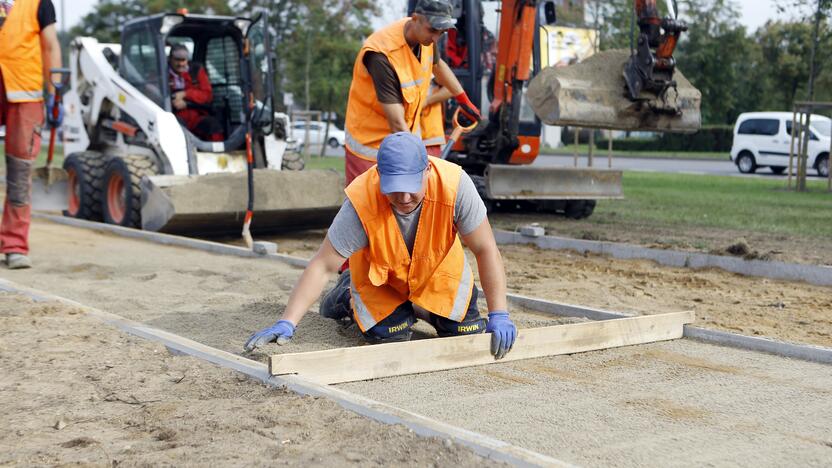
[244,320,295,352]
[485,311,516,360]
[45,92,64,127]
[454,91,481,125]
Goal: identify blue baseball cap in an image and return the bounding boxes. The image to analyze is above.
[377,132,428,194]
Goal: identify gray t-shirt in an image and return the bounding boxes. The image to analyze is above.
[328,171,486,258]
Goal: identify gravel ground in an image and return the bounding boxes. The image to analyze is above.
[2,218,831,466]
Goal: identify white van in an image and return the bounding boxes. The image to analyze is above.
[730,112,830,177]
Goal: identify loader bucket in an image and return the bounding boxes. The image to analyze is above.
[527,49,701,133]
[141,169,344,235]
[484,165,623,200]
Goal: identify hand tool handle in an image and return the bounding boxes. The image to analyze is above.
[440,108,478,160]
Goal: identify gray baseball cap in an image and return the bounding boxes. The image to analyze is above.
[414,0,456,30]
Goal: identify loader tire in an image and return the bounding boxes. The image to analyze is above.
[564,200,596,219]
[102,155,157,228]
[62,151,108,221]
[281,151,306,171]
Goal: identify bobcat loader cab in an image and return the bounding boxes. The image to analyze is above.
[61,11,343,235]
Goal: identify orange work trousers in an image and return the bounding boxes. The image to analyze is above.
[0,69,44,255]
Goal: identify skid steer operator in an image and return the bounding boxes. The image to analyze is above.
[245,132,517,359]
[342,0,481,185]
[0,0,62,269]
[167,44,223,142]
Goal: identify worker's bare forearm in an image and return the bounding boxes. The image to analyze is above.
[39,24,62,95]
[280,238,346,326]
[475,247,508,313]
[462,218,508,313]
[433,60,464,96]
[425,86,453,107]
[380,102,410,132]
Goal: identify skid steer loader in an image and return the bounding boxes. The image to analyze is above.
[61,11,343,236]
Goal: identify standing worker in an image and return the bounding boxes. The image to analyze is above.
[421,80,452,156]
[343,0,481,185]
[246,132,517,359]
[0,0,62,269]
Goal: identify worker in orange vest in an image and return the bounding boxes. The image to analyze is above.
[246,132,516,360]
[342,0,481,186]
[0,0,63,269]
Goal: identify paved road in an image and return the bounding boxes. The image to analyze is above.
[532,154,828,179]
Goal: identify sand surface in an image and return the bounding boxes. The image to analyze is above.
[0,293,502,466]
[3,219,831,466]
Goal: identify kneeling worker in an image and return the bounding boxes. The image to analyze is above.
[245,132,516,359]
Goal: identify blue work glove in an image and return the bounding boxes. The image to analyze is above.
[45,91,64,128]
[485,311,516,360]
[244,320,295,352]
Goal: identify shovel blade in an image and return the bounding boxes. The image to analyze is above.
[31,167,69,211]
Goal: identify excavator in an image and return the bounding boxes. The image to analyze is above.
[413,0,701,218]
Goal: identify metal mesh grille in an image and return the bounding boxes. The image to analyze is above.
[205,36,244,124]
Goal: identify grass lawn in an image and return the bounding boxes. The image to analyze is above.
[303,156,831,239]
[593,172,832,239]
[304,155,345,172]
[544,144,728,160]
[34,145,64,168]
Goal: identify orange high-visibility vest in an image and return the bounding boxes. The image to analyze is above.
[345,157,474,331]
[345,18,433,161]
[421,84,446,147]
[0,0,45,102]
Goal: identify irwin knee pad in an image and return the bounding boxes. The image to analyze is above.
[363,303,416,344]
[431,315,487,337]
[6,155,33,206]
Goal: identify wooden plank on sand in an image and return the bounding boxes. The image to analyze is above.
[270,310,695,384]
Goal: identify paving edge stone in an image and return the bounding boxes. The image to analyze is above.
[34,214,832,366]
[503,291,832,365]
[0,277,571,468]
[493,229,832,287]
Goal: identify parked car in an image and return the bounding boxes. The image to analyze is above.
[0,125,5,140]
[290,121,345,148]
[730,112,830,177]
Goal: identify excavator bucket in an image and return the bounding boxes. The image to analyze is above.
[140,169,344,235]
[527,49,701,133]
[485,165,623,200]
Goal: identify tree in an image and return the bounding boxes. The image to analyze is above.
[754,20,832,110]
[672,0,763,125]
[71,0,232,43]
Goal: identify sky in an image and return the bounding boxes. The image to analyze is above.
[57,0,787,34]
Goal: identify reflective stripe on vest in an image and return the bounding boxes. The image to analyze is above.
[345,130,379,160]
[344,18,433,160]
[422,135,446,147]
[6,89,44,101]
[0,0,45,103]
[351,283,378,330]
[346,157,473,331]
